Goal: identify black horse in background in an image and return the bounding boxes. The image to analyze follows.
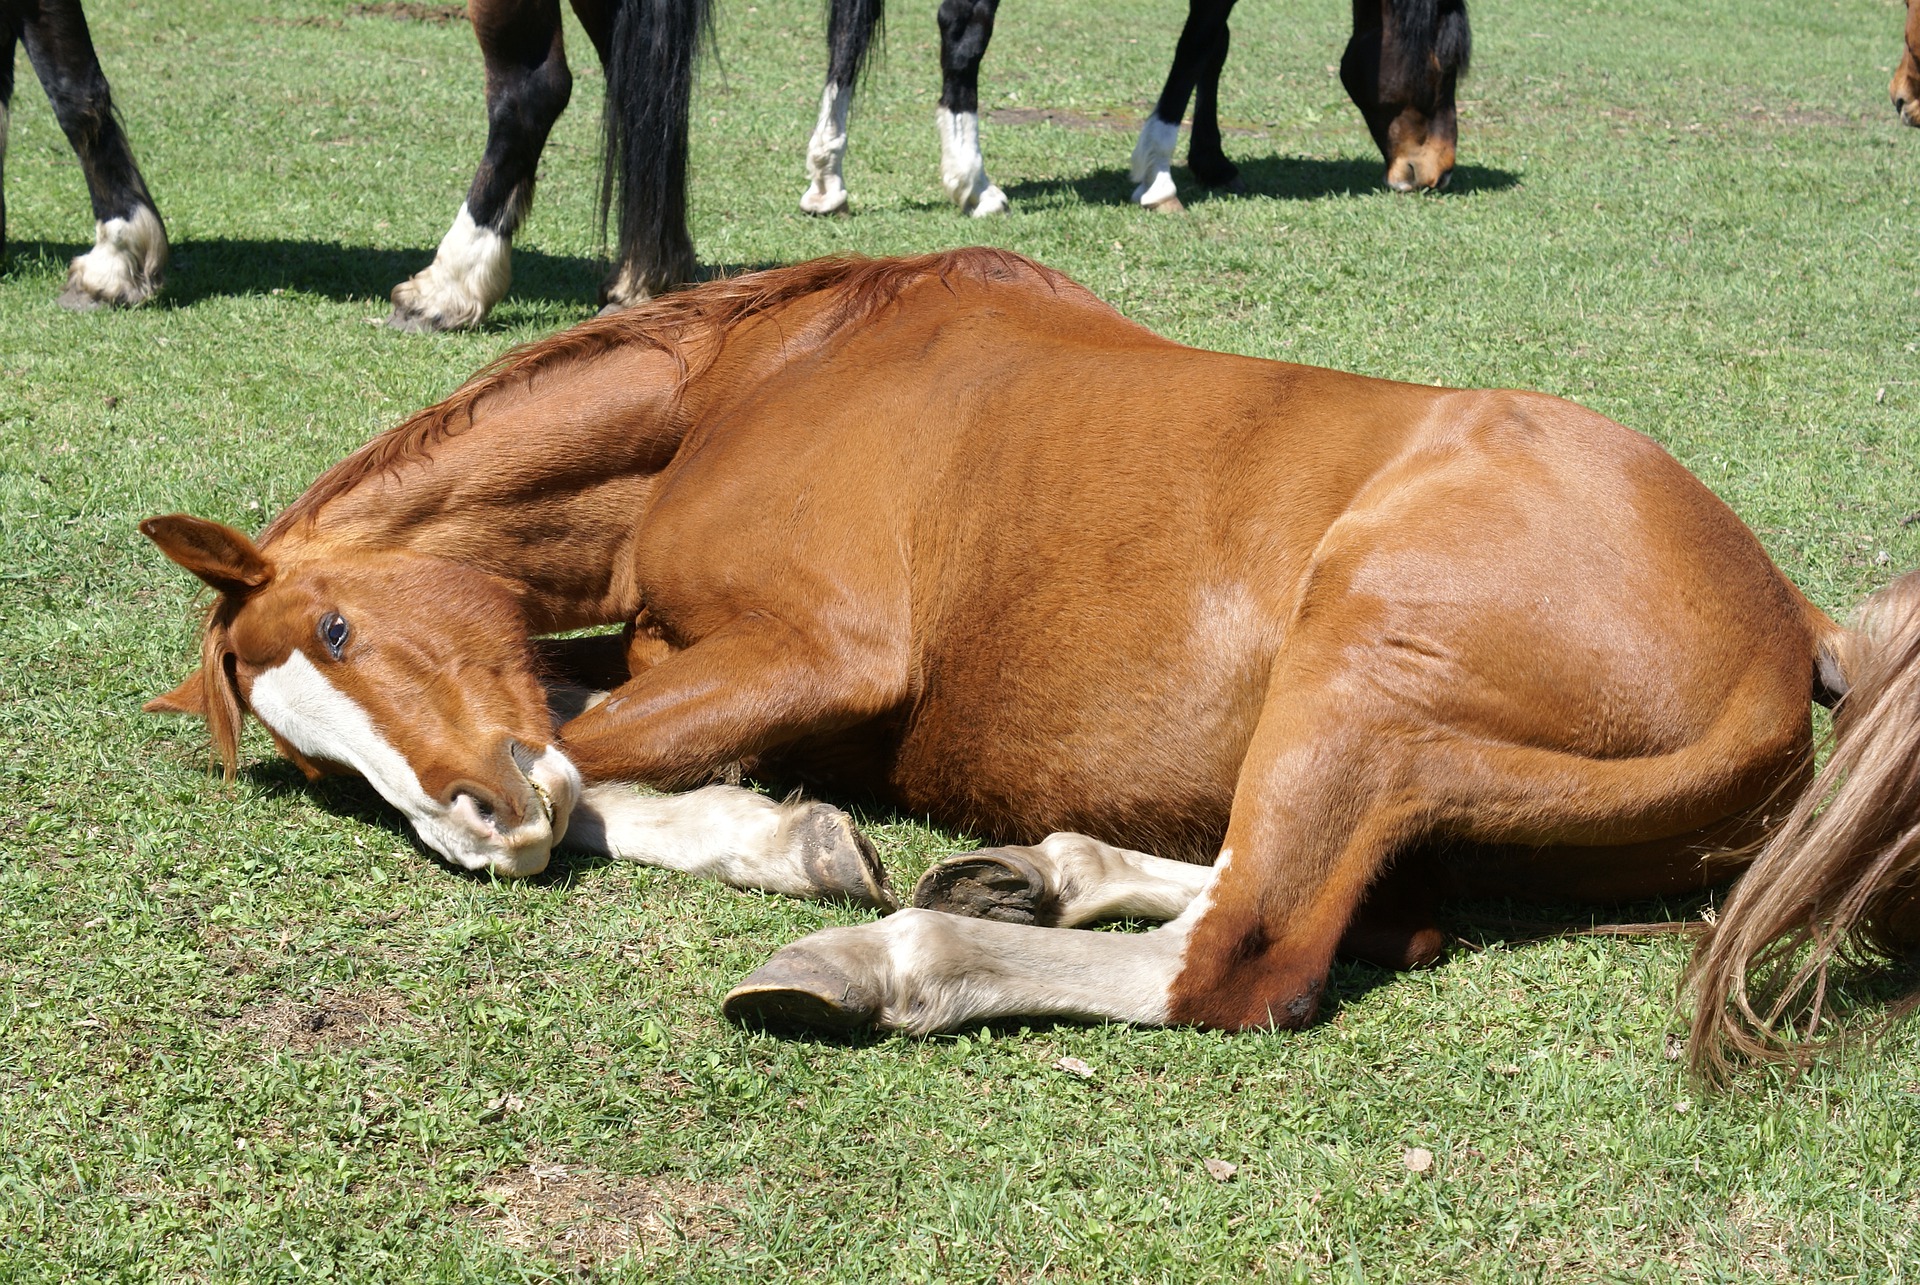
[2,0,1467,326]
[393,0,1471,331]
[803,0,1470,218]
[1,0,167,309]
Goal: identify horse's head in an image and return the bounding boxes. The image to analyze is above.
[1341,1,1471,192]
[1895,0,1920,127]
[140,514,581,878]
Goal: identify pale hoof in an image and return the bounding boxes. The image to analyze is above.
[385,283,482,333]
[1145,194,1185,214]
[724,947,881,1034]
[793,803,896,910]
[800,184,850,216]
[911,847,1053,925]
[969,185,1010,217]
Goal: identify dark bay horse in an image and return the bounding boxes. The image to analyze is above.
[141,249,1920,1077]
[1,0,167,309]
[1894,0,1919,127]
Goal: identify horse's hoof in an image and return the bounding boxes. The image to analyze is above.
[724,947,881,1034]
[795,803,896,911]
[56,283,110,312]
[911,847,1054,925]
[969,185,1011,217]
[1145,194,1186,214]
[800,186,850,216]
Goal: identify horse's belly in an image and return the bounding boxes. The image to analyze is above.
[883,678,1253,864]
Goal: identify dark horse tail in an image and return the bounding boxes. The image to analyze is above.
[601,0,717,300]
[1689,569,1920,1082]
[1379,0,1471,102]
[826,0,886,89]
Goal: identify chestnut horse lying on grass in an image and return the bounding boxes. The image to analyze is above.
[142,249,1920,1079]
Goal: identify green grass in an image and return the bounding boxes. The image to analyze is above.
[4,0,1920,1279]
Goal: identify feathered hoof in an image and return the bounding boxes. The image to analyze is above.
[724,947,881,1034]
[912,847,1054,925]
[793,803,896,911]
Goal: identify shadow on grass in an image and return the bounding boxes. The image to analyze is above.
[996,155,1519,209]
[7,238,800,317]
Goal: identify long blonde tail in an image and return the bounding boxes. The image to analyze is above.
[1688,570,1920,1083]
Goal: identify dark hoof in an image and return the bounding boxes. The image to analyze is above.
[797,804,897,911]
[724,948,881,1034]
[911,848,1055,925]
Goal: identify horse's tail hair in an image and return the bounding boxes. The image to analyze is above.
[1688,569,1920,1084]
[825,0,885,88]
[600,0,716,284]
[1382,0,1471,103]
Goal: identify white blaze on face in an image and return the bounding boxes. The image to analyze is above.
[247,649,567,876]
[389,203,513,330]
[801,84,851,215]
[935,107,1009,216]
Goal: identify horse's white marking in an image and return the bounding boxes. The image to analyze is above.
[389,203,512,330]
[935,108,1009,216]
[995,832,1216,926]
[801,84,851,215]
[63,204,166,308]
[749,860,1229,1034]
[1129,115,1181,209]
[247,650,564,877]
[567,783,848,898]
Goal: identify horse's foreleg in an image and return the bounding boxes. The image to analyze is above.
[801,0,882,214]
[19,0,166,309]
[567,783,894,908]
[389,0,571,332]
[912,833,1212,927]
[1131,0,1234,213]
[934,0,1007,216]
[2,15,16,266]
[1186,6,1243,192]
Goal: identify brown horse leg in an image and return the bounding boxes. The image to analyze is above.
[389,0,571,331]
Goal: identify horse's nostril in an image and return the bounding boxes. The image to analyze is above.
[453,788,501,830]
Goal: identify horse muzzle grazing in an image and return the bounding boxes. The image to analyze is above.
[1894,1,1920,128]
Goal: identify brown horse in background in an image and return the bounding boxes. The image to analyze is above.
[141,249,1920,1078]
[1894,0,1920,127]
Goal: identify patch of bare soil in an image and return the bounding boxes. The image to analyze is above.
[468,1164,739,1269]
[348,2,469,23]
[232,987,416,1052]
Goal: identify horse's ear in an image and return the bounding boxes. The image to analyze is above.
[139,514,274,597]
[144,667,208,718]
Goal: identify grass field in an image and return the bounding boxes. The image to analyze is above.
[4,0,1920,1279]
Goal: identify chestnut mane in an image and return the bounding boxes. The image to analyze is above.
[262,247,1068,545]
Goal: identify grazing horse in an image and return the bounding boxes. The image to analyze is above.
[805,0,1471,218]
[0,0,167,308]
[141,249,1919,1076]
[1894,0,1920,128]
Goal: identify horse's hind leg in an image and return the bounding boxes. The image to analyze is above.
[801,0,882,215]
[1,8,16,266]
[17,0,166,309]
[934,0,1008,215]
[1186,7,1243,192]
[389,0,571,332]
[913,833,1213,927]
[1131,0,1235,212]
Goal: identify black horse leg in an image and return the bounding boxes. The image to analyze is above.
[1132,0,1235,211]
[2,7,17,267]
[1187,12,1244,192]
[935,0,1007,215]
[16,0,165,308]
[801,0,883,214]
[388,0,572,332]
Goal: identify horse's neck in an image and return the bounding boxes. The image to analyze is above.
[292,340,722,631]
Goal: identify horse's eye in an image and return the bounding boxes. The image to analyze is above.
[318,612,350,660]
